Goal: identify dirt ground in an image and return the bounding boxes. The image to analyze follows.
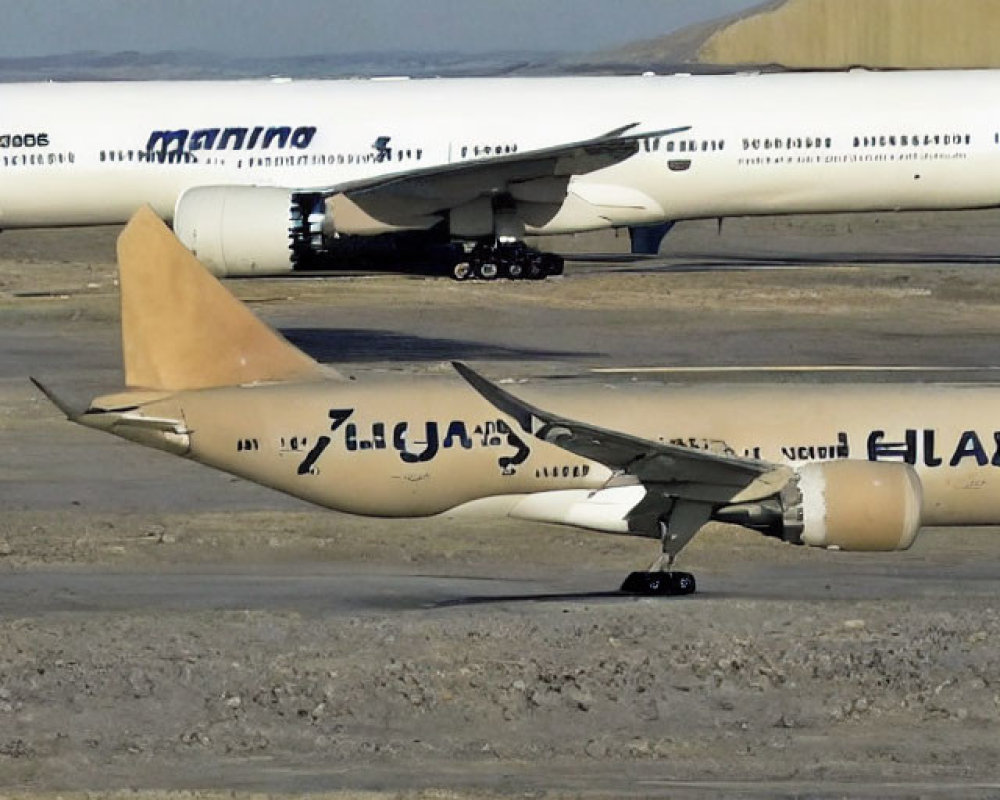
[3,211,1000,798]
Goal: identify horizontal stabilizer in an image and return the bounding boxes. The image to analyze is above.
[30,377,85,420]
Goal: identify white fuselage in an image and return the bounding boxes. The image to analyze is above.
[3,70,1000,232]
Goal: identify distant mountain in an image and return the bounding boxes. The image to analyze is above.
[0,49,564,82]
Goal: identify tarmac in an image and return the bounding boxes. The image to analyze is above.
[3,209,1000,798]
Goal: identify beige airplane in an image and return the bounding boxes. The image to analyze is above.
[34,208,1000,594]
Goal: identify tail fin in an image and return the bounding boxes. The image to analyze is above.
[117,206,338,390]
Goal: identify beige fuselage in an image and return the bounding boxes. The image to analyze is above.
[105,377,1000,528]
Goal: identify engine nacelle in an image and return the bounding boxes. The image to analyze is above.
[790,461,923,551]
[174,186,326,277]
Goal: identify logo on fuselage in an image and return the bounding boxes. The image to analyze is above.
[276,409,531,478]
[144,125,317,162]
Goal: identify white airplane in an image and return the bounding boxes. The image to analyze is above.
[3,69,1000,279]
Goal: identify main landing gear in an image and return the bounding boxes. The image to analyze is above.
[450,240,564,282]
[620,570,696,596]
[619,513,702,596]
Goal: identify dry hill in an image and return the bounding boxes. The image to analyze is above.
[601,0,1000,70]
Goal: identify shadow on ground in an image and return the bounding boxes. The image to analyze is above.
[282,327,598,363]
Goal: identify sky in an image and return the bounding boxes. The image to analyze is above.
[0,0,765,58]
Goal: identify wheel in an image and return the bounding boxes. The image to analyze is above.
[505,259,525,280]
[523,254,547,280]
[475,260,500,280]
[541,253,564,276]
[451,260,473,281]
[670,572,697,595]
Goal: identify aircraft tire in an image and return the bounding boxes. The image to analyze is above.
[475,260,500,281]
[542,253,565,277]
[451,260,473,281]
[506,259,525,280]
[525,255,547,280]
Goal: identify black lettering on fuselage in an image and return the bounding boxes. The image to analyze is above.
[0,132,49,148]
[950,430,989,467]
[867,430,918,464]
[867,428,1000,469]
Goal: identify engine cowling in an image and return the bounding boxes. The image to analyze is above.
[788,461,923,551]
[173,186,325,277]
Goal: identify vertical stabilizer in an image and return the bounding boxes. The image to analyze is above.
[117,206,338,390]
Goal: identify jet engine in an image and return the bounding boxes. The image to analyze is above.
[719,460,923,551]
[173,186,326,277]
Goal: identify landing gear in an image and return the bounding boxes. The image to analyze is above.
[452,240,564,282]
[620,570,696,596]
[619,508,709,597]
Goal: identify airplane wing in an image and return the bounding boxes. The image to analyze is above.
[313,123,690,228]
[453,362,792,554]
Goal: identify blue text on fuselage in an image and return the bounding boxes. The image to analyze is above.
[145,125,317,159]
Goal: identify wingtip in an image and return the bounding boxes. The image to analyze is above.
[451,361,492,394]
[30,376,84,420]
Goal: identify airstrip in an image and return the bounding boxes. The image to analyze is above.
[3,210,1000,798]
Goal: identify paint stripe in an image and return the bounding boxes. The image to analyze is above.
[590,366,1000,374]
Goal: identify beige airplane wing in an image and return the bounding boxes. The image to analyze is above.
[454,361,793,554]
[316,123,690,230]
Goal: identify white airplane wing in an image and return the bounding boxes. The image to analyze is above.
[314,123,690,225]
